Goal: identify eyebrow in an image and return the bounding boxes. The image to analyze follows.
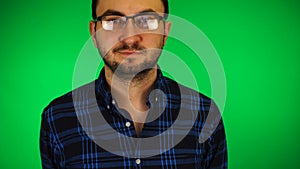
[100,8,157,17]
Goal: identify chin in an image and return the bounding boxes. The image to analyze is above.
[115,63,155,76]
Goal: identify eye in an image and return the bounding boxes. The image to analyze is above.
[139,16,149,23]
[101,15,126,30]
[102,21,114,30]
[136,14,160,30]
[137,15,155,23]
[147,19,159,30]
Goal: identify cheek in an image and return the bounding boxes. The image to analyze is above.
[141,34,164,47]
[95,31,119,51]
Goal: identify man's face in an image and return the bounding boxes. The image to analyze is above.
[90,0,171,76]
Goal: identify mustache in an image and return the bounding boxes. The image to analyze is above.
[113,43,146,52]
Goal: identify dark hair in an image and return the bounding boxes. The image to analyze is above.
[92,0,169,20]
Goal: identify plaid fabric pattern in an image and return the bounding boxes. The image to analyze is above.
[40,68,227,169]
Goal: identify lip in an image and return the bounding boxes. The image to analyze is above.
[117,50,143,56]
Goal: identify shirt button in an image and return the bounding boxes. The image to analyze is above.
[125,122,131,127]
[107,105,110,109]
[112,100,116,105]
[135,159,141,165]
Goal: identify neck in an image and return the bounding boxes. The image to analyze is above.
[104,65,157,114]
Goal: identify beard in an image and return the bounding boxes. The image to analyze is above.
[98,39,164,79]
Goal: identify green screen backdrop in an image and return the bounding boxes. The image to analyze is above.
[0,0,299,168]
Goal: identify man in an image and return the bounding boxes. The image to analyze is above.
[40,0,227,168]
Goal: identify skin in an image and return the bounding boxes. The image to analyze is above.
[89,0,171,137]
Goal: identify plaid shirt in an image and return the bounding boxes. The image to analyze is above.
[40,68,227,169]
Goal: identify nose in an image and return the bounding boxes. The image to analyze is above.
[118,19,142,45]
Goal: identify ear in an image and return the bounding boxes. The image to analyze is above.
[89,21,98,47]
[163,21,172,46]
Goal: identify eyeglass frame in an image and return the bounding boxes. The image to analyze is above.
[93,12,166,31]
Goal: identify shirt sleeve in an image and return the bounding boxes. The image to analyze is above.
[39,111,61,169]
[206,118,228,169]
[197,100,228,169]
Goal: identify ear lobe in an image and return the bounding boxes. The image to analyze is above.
[89,21,98,47]
[163,21,171,46]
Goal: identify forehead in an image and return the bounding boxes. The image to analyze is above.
[96,0,165,16]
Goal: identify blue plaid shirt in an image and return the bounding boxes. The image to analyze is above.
[40,68,227,169]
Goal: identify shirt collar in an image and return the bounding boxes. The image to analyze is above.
[95,67,168,107]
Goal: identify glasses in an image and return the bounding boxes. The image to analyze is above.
[94,13,165,31]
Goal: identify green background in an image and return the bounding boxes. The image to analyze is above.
[0,0,299,168]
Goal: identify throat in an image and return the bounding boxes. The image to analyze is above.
[134,122,144,137]
[105,66,159,137]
